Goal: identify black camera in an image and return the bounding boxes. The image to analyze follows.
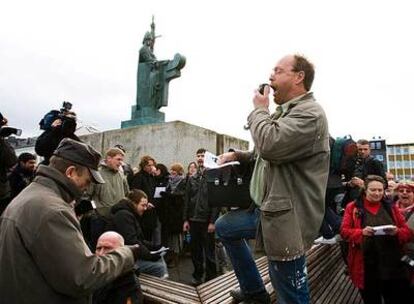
[74,199,96,217]
[39,101,76,131]
[61,101,73,113]
[0,112,22,137]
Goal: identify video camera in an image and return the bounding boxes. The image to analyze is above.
[74,198,96,217]
[39,101,76,131]
[0,112,22,138]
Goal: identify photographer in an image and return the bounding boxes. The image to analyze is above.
[35,102,80,165]
[0,112,18,215]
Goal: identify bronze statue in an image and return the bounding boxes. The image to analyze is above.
[122,17,186,128]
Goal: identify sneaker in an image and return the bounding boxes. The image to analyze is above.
[190,277,202,286]
[314,236,337,245]
[230,288,245,303]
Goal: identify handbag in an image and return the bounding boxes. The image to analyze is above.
[206,162,253,208]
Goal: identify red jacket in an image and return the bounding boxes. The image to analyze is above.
[340,199,413,289]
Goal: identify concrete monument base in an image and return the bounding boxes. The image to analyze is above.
[80,120,249,168]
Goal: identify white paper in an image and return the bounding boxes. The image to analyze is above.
[150,246,169,256]
[203,151,240,169]
[372,225,396,236]
[154,187,166,198]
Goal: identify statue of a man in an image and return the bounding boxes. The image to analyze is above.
[139,31,156,63]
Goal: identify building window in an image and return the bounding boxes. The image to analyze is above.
[409,146,414,154]
[396,147,401,155]
[402,147,409,155]
[387,147,394,155]
[388,161,395,168]
[376,142,382,150]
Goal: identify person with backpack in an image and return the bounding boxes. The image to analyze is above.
[340,175,412,303]
[341,139,387,208]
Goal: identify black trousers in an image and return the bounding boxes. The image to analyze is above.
[189,221,217,281]
[359,278,410,304]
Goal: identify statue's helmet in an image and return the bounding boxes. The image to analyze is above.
[143,31,153,43]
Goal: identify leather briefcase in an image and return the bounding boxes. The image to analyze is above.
[206,163,253,208]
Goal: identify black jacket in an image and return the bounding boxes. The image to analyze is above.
[110,199,157,261]
[35,127,80,165]
[93,271,143,304]
[8,164,35,199]
[158,178,186,234]
[0,137,17,201]
[184,169,219,223]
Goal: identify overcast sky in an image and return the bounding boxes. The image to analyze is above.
[1,0,413,146]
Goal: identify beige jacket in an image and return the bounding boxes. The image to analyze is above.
[239,92,330,261]
[0,165,134,304]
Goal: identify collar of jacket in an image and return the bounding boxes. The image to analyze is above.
[35,165,82,203]
[279,92,314,118]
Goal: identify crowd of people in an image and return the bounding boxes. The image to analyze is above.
[1,53,414,304]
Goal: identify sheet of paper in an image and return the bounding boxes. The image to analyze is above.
[154,186,166,198]
[372,224,396,236]
[150,246,170,256]
[203,151,240,169]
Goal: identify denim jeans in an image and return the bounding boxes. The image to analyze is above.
[215,208,267,296]
[268,256,310,304]
[136,256,168,278]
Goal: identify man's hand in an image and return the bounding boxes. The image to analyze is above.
[207,223,215,233]
[350,177,364,188]
[183,220,190,232]
[51,119,62,128]
[253,85,270,109]
[217,152,236,165]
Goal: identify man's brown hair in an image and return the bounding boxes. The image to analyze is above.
[292,55,315,91]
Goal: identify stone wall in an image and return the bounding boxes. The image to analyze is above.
[79,120,249,168]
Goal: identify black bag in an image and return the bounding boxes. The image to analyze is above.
[206,163,253,208]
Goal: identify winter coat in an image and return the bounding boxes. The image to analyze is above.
[110,199,156,260]
[158,177,186,234]
[0,137,17,200]
[8,163,35,199]
[89,163,130,217]
[184,169,219,223]
[35,127,80,165]
[240,92,330,261]
[0,165,134,304]
[340,198,412,289]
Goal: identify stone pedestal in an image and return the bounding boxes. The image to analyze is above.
[80,121,249,168]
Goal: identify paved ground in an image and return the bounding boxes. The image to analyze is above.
[166,240,263,286]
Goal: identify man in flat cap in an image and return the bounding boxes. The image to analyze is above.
[0,138,143,304]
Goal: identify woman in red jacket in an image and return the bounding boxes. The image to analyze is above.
[341,175,413,304]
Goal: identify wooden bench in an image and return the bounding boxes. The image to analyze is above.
[140,273,200,304]
[141,244,363,303]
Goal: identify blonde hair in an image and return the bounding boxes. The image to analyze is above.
[106,148,125,158]
[170,163,184,175]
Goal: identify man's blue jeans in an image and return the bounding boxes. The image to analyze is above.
[268,256,309,304]
[215,208,267,296]
[216,208,310,304]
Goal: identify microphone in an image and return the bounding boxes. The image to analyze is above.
[244,83,269,130]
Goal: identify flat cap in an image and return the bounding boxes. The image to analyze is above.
[53,138,105,184]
